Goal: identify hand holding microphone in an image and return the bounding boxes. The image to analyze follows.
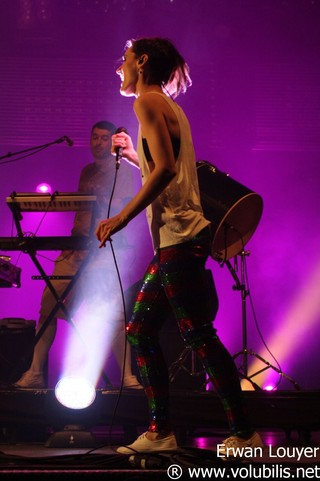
[113,127,128,168]
[112,127,140,168]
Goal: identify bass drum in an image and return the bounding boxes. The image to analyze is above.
[196,160,263,261]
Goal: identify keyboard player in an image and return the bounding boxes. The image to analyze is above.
[14,120,142,390]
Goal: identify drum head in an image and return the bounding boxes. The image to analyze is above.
[196,161,263,261]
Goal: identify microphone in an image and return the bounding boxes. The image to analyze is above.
[55,136,74,147]
[115,126,128,168]
[63,136,74,147]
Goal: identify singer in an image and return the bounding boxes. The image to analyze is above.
[96,37,263,456]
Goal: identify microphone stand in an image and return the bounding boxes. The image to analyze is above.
[225,251,300,391]
[0,137,68,163]
[225,251,250,380]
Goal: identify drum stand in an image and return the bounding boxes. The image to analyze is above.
[168,346,206,390]
[168,269,217,391]
[226,250,300,390]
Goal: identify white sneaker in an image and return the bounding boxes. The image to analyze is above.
[219,431,264,458]
[123,375,143,389]
[117,432,178,454]
[14,370,45,389]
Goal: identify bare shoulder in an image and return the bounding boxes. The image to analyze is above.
[134,94,163,123]
[134,93,171,120]
[134,93,163,109]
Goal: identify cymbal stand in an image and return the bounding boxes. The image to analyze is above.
[225,251,300,390]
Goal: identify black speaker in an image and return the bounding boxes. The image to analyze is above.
[0,318,36,383]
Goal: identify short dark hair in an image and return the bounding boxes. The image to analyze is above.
[127,37,192,99]
[91,120,116,134]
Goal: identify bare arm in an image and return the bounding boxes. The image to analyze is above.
[95,94,177,246]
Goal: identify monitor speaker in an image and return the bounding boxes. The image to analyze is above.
[0,318,36,383]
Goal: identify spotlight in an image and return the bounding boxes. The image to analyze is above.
[264,384,276,391]
[55,375,96,410]
[36,183,51,193]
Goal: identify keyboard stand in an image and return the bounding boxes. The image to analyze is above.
[5,193,113,388]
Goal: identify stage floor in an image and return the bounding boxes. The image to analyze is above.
[1,428,320,479]
[0,388,320,478]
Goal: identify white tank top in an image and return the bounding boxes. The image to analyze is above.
[137,92,210,251]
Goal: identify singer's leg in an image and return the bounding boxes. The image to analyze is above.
[159,233,252,437]
[127,257,173,433]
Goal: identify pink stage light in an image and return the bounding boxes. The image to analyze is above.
[263,384,276,392]
[36,183,52,193]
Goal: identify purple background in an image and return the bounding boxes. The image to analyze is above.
[1,0,320,390]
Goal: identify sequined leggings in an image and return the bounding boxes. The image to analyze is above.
[127,227,251,437]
